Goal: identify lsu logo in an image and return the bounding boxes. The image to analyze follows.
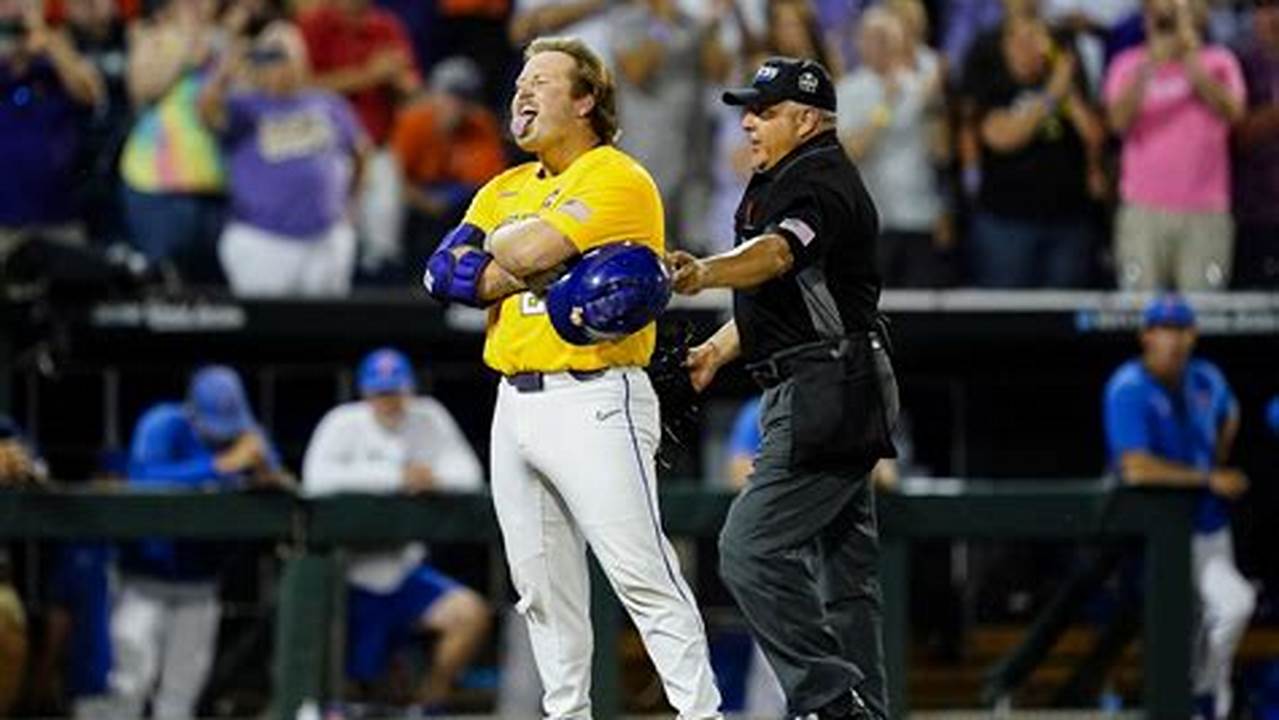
[520,292,547,316]
[755,65,779,83]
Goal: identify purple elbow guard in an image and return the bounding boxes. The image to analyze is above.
[438,222,486,253]
[423,247,492,308]
[423,222,491,307]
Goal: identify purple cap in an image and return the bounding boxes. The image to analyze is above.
[187,365,254,441]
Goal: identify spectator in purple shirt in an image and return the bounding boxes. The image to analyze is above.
[200,21,370,296]
[1232,0,1279,288]
[0,0,102,250]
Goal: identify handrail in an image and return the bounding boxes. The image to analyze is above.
[0,480,1195,719]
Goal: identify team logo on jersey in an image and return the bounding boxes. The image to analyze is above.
[520,292,547,316]
[798,72,819,94]
[374,353,398,379]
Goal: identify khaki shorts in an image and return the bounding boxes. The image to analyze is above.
[1114,204,1233,291]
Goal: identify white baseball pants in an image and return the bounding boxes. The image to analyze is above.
[1192,527,1256,718]
[108,578,221,719]
[490,367,722,719]
[219,220,356,297]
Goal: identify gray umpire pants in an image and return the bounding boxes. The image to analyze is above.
[718,379,887,718]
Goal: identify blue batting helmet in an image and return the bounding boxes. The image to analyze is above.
[546,243,672,346]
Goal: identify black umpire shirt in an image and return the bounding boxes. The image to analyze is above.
[732,130,881,364]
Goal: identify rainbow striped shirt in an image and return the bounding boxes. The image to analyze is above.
[120,70,225,194]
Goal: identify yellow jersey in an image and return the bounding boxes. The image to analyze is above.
[462,145,665,375]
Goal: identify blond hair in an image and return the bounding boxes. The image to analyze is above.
[526,36,619,144]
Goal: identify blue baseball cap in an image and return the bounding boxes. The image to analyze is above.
[1142,294,1196,329]
[357,348,416,396]
[187,365,254,442]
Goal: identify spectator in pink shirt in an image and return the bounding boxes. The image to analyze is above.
[1104,0,1245,291]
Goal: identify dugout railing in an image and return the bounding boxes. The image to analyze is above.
[5,290,1278,495]
[0,478,1195,719]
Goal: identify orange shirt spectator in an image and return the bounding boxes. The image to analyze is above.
[392,102,504,188]
[392,57,505,194]
[393,57,505,260]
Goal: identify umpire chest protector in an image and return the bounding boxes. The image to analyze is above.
[733,130,898,465]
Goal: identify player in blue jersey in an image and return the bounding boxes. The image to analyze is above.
[109,365,290,718]
[1103,294,1255,720]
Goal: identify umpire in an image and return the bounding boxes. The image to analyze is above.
[668,56,898,720]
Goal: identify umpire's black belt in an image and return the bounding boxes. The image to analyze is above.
[504,368,608,393]
[745,334,886,389]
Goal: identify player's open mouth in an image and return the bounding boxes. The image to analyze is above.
[512,107,538,139]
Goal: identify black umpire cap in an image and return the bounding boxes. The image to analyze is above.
[722,57,837,112]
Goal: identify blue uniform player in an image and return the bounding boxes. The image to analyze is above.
[1103,295,1256,720]
[725,398,764,491]
[110,365,290,719]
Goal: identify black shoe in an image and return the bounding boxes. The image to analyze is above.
[798,688,875,719]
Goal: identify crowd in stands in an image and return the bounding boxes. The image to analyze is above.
[1,0,1277,295]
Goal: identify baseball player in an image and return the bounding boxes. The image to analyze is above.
[1104,294,1256,720]
[423,37,722,719]
[110,365,290,719]
[302,347,490,709]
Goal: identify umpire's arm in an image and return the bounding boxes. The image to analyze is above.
[666,233,794,294]
[686,320,741,393]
